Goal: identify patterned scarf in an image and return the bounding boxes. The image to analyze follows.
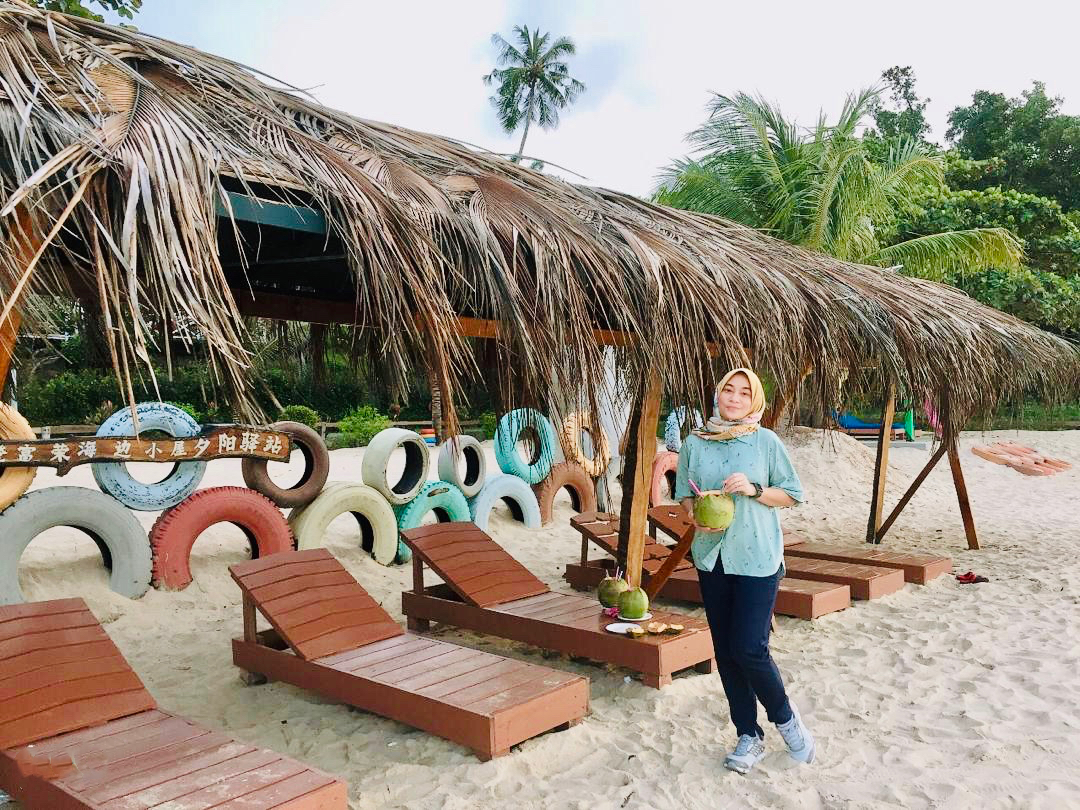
[693,367,766,442]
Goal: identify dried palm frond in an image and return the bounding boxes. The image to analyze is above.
[0,2,1075,442]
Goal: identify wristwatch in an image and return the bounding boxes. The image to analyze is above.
[749,482,764,499]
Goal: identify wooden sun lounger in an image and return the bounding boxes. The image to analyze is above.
[0,598,346,809]
[783,534,952,584]
[230,549,588,761]
[571,510,852,620]
[399,523,716,689]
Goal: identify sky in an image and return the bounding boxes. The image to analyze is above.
[111,0,1080,197]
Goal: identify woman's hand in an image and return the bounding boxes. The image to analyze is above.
[722,472,756,497]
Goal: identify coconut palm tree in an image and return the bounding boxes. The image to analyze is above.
[655,88,1022,280]
[483,25,586,162]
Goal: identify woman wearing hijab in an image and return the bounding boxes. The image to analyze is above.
[674,368,815,774]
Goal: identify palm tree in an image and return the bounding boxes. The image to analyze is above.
[655,88,1021,280]
[483,25,586,162]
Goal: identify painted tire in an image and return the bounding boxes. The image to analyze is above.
[0,403,36,513]
[664,406,703,453]
[559,411,611,478]
[0,487,151,604]
[93,402,206,511]
[361,428,430,506]
[436,435,487,498]
[149,486,294,590]
[494,408,556,484]
[242,421,330,508]
[650,451,680,506]
[468,473,542,531]
[288,481,399,566]
[532,461,598,525]
[394,480,471,564]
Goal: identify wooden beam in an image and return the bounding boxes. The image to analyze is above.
[0,206,42,392]
[0,309,19,396]
[644,520,694,600]
[619,370,663,590]
[947,439,980,550]
[874,443,947,542]
[217,191,327,234]
[865,385,896,543]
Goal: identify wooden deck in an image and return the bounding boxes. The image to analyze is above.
[572,510,852,620]
[400,524,716,689]
[230,549,588,760]
[782,557,905,600]
[0,598,346,809]
[784,540,952,584]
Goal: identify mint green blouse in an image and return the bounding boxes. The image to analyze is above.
[674,428,804,577]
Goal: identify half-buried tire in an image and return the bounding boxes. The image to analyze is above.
[93,402,206,511]
[558,411,611,478]
[532,461,598,525]
[0,487,151,605]
[361,428,430,506]
[288,481,399,566]
[393,480,471,565]
[468,473,542,531]
[150,486,294,590]
[242,420,330,508]
[436,435,487,498]
[0,403,36,513]
[650,451,679,506]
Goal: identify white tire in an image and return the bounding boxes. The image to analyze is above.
[361,428,430,506]
[436,435,487,498]
[288,481,400,566]
[468,474,542,531]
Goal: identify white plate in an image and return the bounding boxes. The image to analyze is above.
[617,612,652,622]
[605,622,642,635]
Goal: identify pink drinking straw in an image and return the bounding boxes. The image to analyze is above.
[688,478,704,496]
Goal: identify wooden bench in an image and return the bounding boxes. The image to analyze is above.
[0,598,346,809]
[784,537,952,584]
[400,523,716,689]
[230,549,588,760]
[572,510,852,620]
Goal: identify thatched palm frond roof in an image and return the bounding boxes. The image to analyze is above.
[0,2,1076,435]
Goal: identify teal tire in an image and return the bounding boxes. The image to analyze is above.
[393,480,471,564]
[494,408,556,484]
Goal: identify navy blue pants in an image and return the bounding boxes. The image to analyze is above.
[697,559,793,739]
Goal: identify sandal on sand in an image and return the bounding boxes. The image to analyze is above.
[955,571,988,584]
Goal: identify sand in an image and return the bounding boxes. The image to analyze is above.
[7,428,1080,809]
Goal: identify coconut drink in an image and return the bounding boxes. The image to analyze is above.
[617,587,650,620]
[693,490,735,531]
[597,574,630,608]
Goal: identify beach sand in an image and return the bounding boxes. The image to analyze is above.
[7,428,1080,809]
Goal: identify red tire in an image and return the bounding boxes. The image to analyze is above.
[150,486,294,590]
[650,451,679,506]
[532,461,598,525]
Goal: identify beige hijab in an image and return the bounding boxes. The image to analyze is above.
[693,367,767,442]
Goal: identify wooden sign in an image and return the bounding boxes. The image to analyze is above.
[0,426,292,476]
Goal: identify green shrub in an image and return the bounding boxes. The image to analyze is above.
[479,411,497,440]
[338,405,391,447]
[326,432,366,450]
[168,402,201,423]
[278,404,320,429]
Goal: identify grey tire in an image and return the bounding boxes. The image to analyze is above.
[288,481,399,565]
[361,428,430,505]
[436,435,487,498]
[0,487,152,605]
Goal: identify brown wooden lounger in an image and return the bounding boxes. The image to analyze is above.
[399,523,716,689]
[230,549,588,761]
[570,510,852,620]
[0,598,346,809]
[783,534,952,584]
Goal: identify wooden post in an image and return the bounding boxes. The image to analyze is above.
[947,439,980,550]
[618,371,663,590]
[242,594,258,643]
[865,384,896,543]
[874,443,947,542]
[0,206,39,395]
[644,522,693,601]
[0,310,20,399]
[408,555,430,631]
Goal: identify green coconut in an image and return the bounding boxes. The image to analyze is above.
[597,575,630,608]
[618,587,650,620]
[694,490,735,531]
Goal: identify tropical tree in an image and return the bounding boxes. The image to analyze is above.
[655,88,1022,281]
[483,25,585,162]
[26,0,141,21]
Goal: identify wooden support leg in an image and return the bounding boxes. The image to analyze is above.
[239,595,268,685]
[694,659,716,674]
[947,439,980,550]
[408,555,431,632]
[642,672,672,689]
[619,371,663,589]
[866,387,896,543]
[579,533,589,567]
[644,523,693,601]
[875,444,947,542]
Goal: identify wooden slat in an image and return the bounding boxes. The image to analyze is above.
[401,524,549,608]
[0,599,156,749]
[230,549,403,661]
[783,557,905,600]
[785,542,952,584]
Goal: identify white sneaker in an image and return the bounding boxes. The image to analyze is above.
[724,734,766,774]
[775,704,815,764]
